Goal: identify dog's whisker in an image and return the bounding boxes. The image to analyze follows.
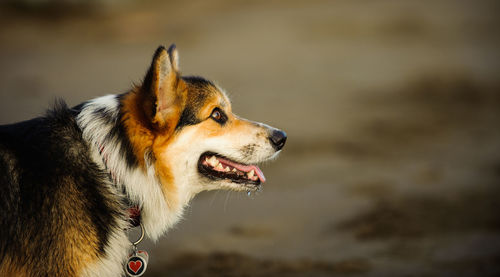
[224,191,232,213]
[209,190,220,207]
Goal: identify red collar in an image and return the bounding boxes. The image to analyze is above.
[128,206,141,227]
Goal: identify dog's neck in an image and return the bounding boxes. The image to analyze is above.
[76,94,186,240]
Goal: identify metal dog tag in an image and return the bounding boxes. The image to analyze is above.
[125,223,148,276]
[125,250,149,276]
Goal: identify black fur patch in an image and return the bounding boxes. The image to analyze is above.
[114,111,139,170]
[175,76,219,130]
[176,106,201,129]
[81,94,138,170]
[182,75,216,89]
[0,101,124,275]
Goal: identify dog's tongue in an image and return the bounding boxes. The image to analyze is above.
[217,157,266,183]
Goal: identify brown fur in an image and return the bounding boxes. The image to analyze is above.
[0,44,285,277]
[120,46,188,209]
[57,177,100,276]
[0,178,101,277]
[0,255,28,277]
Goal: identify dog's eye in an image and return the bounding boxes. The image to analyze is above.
[210,108,227,124]
[212,110,221,120]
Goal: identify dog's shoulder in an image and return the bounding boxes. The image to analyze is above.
[0,101,127,276]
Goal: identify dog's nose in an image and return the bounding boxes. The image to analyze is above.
[269,129,287,151]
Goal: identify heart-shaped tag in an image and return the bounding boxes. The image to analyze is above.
[129,261,142,273]
[125,251,148,276]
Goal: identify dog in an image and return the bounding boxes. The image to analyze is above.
[0,45,286,276]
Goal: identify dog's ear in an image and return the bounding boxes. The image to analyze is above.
[141,44,186,132]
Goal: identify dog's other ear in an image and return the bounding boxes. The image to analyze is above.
[141,44,186,132]
[167,44,179,72]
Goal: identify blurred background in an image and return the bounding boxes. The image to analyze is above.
[1,0,499,276]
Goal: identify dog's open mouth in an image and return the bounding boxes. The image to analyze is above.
[198,152,266,187]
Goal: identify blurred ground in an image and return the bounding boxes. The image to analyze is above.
[1,0,499,276]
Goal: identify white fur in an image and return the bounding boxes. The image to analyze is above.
[75,93,281,276]
[79,217,129,277]
[76,95,185,276]
[77,95,184,240]
[161,116,279,194]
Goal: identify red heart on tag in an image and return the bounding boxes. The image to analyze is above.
[128,260,142,273]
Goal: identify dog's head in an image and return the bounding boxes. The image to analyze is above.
[122,45,286,204]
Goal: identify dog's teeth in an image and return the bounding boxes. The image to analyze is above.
[252,176,258,181]
[208,156,218,167]
[232,168,238,173]
[215,163,224,171]
[224,166,230,172]
[247,170,255,178]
